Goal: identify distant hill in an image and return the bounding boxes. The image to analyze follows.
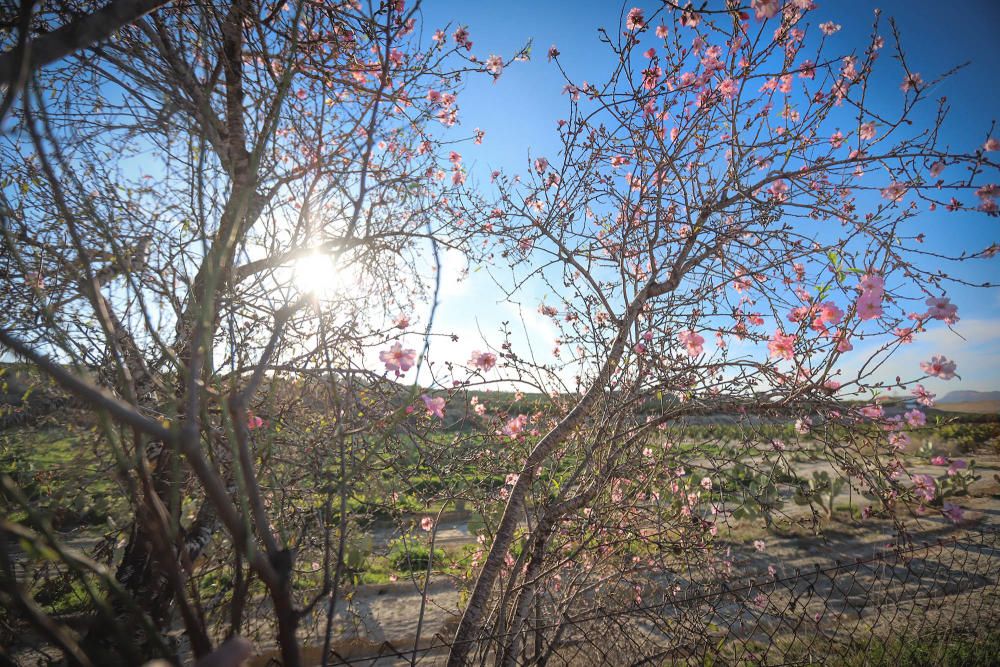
[939,390,1000,403]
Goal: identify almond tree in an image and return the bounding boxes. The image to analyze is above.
[446,2,998,663]
[0,0,514,663]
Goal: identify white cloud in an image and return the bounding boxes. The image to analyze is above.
[840,318,1000,393]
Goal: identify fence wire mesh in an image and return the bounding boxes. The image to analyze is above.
[299,528,1000,666]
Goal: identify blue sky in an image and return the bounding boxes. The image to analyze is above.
[409,0,1000,394]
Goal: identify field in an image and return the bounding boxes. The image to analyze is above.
[4,390,1000,665]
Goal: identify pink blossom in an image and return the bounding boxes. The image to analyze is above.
[547,45,560,60]
[977,184,999,201]
[421,394,446,419]
[984,137,1000,152]
[485,54,503,78]
[469,350,497,372]
[751,0,781,20]
[680,4,701,28]
[380,342,417,374]
[795,417,812,435]
[942,502,964,523]
[247,412,265,430]
[861,404,884,420]
[830,131,845,148]
[626,7,645,31]
[718,78,739,100]
[700,477,713,491]
[947,459,967,476]
[767,330,796,360]
[859,273,884,294]
[678,330,705,357]
[920,355,958,380]
[911,385,936,407]
[924,296,959,324]
[656,24,669,38]
[912,474,936,502]
[901,72,923,92]
[798,60,816,79]
[453,26,472,51]
[767,179,790,201]
[929,161,945,178]
[819,21,841,35]
[859,122,876,140]
[394,314,411,329]
[904,409,926,427]
[889,431,910,451]
[814,301,844,327]
[856,292,883,321]
[753,539,767,552]
[930,455,949,466]
[503,413,528,437]
[421,516,434,531]
[881,181,908,202]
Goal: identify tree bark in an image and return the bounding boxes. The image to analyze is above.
[447,288,649,666]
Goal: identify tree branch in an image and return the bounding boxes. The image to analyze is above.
[0,0,172,87]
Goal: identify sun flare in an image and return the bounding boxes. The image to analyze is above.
[292,252,348,298]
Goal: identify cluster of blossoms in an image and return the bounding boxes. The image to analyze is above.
[930,456,969,477]
[502,413,529,437]
[426,87,458,127]
[788,297,844,338]
[678,330,705,357]
[246,412,265,430]
[911,384,936,406]
[911,473,936,503]
[767,329,796,361]
[856,272,884,321]
[421,394,446,419]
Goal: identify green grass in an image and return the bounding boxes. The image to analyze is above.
[830,631,1000,666]
[0,424,126,528]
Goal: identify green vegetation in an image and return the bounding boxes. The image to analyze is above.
[831,631,1000,667]
[387,538,447,572]
[0,424,126,529]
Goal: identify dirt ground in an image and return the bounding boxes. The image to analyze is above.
[246,455,1000,665]
[8,454,999,666]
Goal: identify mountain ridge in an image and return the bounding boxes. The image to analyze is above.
[938,390,1000,403]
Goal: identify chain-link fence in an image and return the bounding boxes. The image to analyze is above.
[300,528,1000,666]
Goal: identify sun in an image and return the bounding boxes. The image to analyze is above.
[292,251,346,298]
